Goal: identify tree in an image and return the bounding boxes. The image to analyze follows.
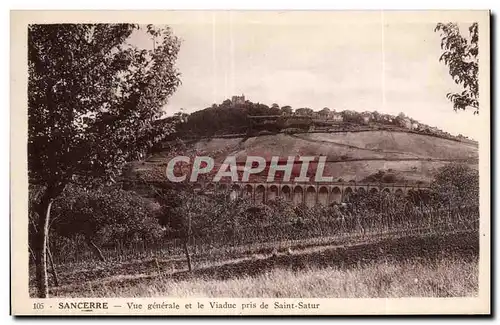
[268,103,281,115]
[281,105,293,115]
[431,163,479,207]
[394,112,409,128]
[435,22,479,114]
[341,110,363,124]
[28,24,181,297]
[49,186,163,261]
[295,107,314,116]
[221,99,232,107]
[169,190,208,271]
[319,107,331,117]
[157,186,251,270]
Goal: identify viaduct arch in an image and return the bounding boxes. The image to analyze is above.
[195,181,430,206]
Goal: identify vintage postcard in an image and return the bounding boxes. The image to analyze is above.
[10,10,490,315]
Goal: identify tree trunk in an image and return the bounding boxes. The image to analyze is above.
[86,237,106,262]
[28,245,36,266]
[47,246,59,287]
[33,183,66,298]
[183,240,192,272]
[184,209,193,272]
[34,198,53,298]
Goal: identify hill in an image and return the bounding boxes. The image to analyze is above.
[166,97,475,144]
[130,130,478,184]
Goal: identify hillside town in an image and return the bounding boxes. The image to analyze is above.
[174,95,474,144]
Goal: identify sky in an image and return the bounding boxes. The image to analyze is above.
[130,12,481,139]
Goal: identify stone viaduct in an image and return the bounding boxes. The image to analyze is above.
[193,181,429,207]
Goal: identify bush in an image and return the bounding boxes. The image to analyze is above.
[431,163,479,207]
[50,186,164,247]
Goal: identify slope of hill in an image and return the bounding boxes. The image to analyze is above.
[131,130,478,184]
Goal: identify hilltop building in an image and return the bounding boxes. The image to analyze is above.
[231,94,246,105]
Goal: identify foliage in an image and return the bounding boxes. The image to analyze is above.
[153,179,476,247]
[435,22,479,114]
[45,171,479,266]
[175,100,281,137]
[295,107,314,116]
[28,24,181,188]
[319,107,331,115]
[280,105,293,115]
[158,187,255,239]
[341,110,363,124]
[431,163,479,207]
[47,186,164,246]
[168,99,467,142]
[28,23,181,296]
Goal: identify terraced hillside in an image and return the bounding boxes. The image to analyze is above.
[131,130,478,184]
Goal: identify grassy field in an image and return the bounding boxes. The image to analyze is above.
[43,231,479,298]
[51,254,478,298]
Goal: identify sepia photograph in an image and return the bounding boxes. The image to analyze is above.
[10,10,490,315]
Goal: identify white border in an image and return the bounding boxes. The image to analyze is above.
[3,1,498,324]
